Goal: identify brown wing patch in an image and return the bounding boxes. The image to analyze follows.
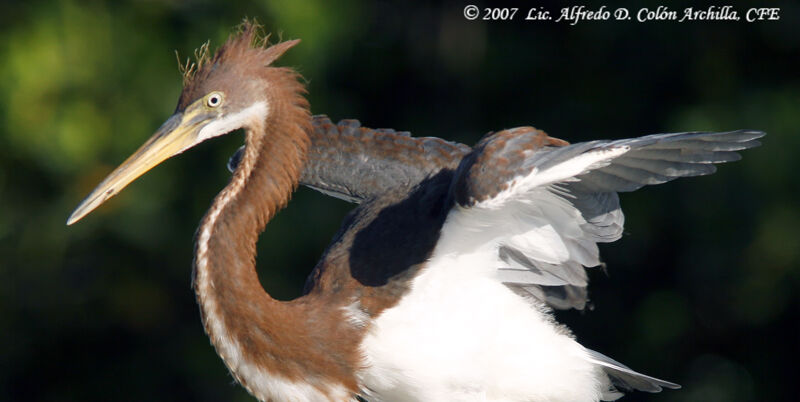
[453,127,568,207]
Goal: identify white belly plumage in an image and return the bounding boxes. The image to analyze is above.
[357,248,611,402]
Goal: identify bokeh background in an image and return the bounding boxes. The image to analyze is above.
[1,0,798,401]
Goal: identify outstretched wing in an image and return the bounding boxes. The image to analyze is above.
[445,127,764,310]
[230,116,472,203]
[301,116,470,202]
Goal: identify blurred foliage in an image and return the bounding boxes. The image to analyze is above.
[1,0,798,401]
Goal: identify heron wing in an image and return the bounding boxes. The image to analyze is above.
[445,127,763,310]
[302,116,470,202]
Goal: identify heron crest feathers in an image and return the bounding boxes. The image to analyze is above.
[178,19,300,87]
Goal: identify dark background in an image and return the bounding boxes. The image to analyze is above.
[2,1,798,401]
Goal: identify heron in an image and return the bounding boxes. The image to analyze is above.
[68,22,763,401]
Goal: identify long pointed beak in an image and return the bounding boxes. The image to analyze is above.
[67,110,211,225]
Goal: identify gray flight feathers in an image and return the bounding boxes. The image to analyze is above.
[573,129,764,193]
[586,349,681,394]
[455,128,763,310]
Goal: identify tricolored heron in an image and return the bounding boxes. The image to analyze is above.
[68,22,763,401]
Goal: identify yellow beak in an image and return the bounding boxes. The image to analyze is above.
[67,109,212,225]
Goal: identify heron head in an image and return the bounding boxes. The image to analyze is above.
[67,22,298,225]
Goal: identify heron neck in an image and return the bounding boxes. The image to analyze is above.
[191,77,359,399]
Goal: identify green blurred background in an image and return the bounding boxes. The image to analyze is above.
[1,0,798,401]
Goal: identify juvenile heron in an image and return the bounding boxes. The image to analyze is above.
[68,23,763,401]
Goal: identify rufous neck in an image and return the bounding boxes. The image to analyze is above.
[191,82,359,400]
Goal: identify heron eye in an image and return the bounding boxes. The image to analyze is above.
[207,93,223,108]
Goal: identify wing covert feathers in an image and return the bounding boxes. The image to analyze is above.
[301,115,470,203]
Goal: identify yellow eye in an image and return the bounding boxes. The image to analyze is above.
[207,92,223,108]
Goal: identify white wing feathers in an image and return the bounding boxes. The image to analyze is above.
[586,349,680,393]
[445,128,763,310]
[483,144,630,205]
